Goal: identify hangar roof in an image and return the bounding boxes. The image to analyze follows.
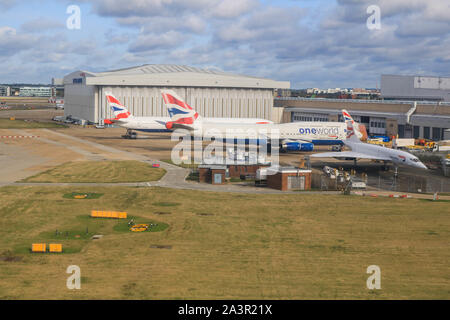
[64,64,290,89]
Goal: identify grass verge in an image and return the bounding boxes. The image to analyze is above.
[0,118,66,129]
[0,185,448,299]
[21,160,166,183]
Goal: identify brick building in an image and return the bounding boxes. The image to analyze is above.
[266,167,312,191]
[198,165,227,184]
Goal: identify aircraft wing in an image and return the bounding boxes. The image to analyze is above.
[310,151,391,161]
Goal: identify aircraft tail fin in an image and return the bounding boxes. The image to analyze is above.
[342,109,354,123]
[105,92,133,120]
[345,120,361,142]
[342,109,367,141]
[161,90,200,129]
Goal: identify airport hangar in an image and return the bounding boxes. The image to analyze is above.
[276,75,450,140]
[63,64,290,124]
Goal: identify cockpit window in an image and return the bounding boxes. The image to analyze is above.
[410,158,419,162]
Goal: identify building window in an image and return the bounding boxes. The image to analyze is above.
[423,127,430,139]
[413,126,420,138]
[398,125,405,138]
[361,116,370,123]
[432,127,441,141]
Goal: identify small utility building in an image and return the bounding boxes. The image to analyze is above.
[266,167,312,191]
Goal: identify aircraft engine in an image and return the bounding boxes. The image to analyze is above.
[283,142,314,151]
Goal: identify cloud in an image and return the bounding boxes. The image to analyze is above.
[128,30,186,52]
[208,0,258,19]
[0,0,17,10]
[21,18,65,33]
[1,0,450,87]
[0,27,37,56]
[215,6,304,42]
[86,0,212,18]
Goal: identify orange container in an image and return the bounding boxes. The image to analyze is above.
[49,244,63,253]
[91,210,127,219]
[32,243,46,253]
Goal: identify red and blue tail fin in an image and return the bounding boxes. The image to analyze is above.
[342,109,354,123]
[345,120,361,142]
[342,109,367,141]
[105,92,132,120]
[161,90,199,129]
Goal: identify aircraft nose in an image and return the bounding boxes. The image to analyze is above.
[419,162,428,169]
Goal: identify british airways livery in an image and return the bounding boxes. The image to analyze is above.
[161,90,368,152]
[104,92,274,135]
[311,110,427,170]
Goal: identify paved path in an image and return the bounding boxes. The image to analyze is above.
[0,143,48,184]
[41,129,136,157]
[2,128,447,198]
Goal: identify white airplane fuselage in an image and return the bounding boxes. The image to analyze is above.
[344,140,428,169]
[114,116,273,132]
[185,121,350,145]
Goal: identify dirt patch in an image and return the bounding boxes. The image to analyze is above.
[150,245,172,249]
[154,211,172,215]
[153,202,180,207]
[0,251,23,262]
[196,213,214,216]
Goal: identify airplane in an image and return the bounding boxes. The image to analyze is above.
[161,90,368,152]
[104,92,273,138]
[310,111,428,171]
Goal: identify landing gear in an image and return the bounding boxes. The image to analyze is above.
[391,166,398,190]
[122,129,137,139]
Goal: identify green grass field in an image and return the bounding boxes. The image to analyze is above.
[22,161,166,183]
[0,185,448,299]
[0,118,66,129]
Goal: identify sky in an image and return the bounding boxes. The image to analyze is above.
[0,0,449,88]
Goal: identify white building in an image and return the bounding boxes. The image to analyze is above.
[63,64,290,123]
[19,86,52,97]
[0,86,10,96]
[381,74,450,101]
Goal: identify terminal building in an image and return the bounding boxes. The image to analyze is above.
[275,74,450,141]
[63,64,290,124]
[275,97,450,140]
